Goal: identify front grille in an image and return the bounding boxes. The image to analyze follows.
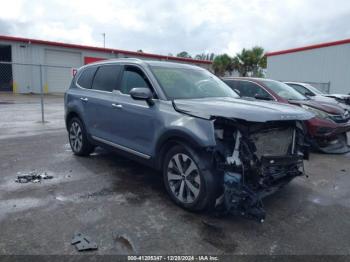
[251,128,294,158]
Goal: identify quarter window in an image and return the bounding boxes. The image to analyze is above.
[91,65,121,92]
[77,67,97,89]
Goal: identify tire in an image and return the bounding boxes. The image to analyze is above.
[163,144,218,211]
[68,117,94,156]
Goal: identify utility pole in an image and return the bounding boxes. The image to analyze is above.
[102,33,106,48]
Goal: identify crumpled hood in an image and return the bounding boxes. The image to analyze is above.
[173,97,314,122]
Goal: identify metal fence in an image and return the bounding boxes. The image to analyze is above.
[0,61,76,123]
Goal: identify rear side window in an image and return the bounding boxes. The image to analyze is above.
[77,67,97,89]
[92,65,122,92]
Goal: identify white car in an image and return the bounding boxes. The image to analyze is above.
[285,82,350,109]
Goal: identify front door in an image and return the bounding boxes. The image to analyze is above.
[108,65,158,157]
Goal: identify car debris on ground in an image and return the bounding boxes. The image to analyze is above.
[71,232,98,251]
[15,170,53,183]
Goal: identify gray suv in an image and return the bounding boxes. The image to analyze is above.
[65,59,313,221]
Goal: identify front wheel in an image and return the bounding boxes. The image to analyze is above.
[163,145,218,211]
[68,117,94,156]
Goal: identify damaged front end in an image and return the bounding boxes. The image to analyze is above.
[213,118,309,222]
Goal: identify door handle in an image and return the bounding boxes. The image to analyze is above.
[80,97,88,102]
[112,103,123,109]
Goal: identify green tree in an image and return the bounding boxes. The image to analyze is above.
[234,48,252,77]
[234,46,266,77]
[212,54,233,76]
[208,53,215,61]
[176,51,192,58]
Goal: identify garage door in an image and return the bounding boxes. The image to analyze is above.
[45,50,82,93]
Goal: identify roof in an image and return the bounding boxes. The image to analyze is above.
[0,35,212,65]
[222,77,268,81]
[266,38,350,57]
[84,58,202,69]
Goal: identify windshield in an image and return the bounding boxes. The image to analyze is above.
[260,80,307,100]
[150,66,239,99]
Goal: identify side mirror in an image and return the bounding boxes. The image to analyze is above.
[305,91,315,97]
[130,87,154,105]
[254,94,273,101]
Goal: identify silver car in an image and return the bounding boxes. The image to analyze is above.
[64,59,313,221]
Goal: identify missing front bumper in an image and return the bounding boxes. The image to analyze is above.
[222,156,304,222]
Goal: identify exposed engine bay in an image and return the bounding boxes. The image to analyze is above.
[212,117,309,222]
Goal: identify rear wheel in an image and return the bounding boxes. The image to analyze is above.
[163,145,217,211]
[68,117,94,156]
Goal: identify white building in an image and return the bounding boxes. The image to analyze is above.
[0,35,212,94]
[266,38,350,94]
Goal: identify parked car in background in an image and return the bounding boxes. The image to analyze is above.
[223,77,350,154]
[285,82,350,107]
[65,59,313,222]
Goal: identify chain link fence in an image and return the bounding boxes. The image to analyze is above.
[0,61,77,123]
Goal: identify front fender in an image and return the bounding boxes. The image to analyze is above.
[153,116,217,169]
[157,116,216,150]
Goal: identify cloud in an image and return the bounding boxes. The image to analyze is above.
[0,0,349,56]
[0,19,13,35]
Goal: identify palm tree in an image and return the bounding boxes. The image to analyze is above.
[213,54,233,76]
[235,48,252,76]
[234,47,266,77]
[250,47,266,77]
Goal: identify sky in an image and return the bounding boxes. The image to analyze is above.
[0,0,350,57]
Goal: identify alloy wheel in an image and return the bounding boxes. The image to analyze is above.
[167,153,201,204]
[69,121,83,152]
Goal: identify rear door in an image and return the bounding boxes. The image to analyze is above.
[84,64,122,141]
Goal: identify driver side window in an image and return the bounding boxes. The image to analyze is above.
[120,67,151,95]
[240,81,272,99]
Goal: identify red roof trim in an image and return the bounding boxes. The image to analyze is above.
[266,38,350,56]
[0,35,212,65]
